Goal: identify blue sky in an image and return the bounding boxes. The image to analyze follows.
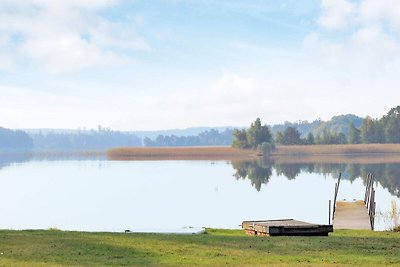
[1,0,399,130]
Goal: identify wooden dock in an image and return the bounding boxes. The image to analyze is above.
[332,173,376,230]
[333,200,371,230]
[242,219,333,236]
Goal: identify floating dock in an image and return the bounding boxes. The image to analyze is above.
[242,219,333,236]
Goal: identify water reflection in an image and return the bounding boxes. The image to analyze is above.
[232,159,272,191]
[1,153,400,198]
[0,152,104,170]
[0,155,399,231]
[0,153,31,169]
[232,159,400,197]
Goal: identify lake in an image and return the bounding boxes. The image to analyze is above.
[0,155,399,232]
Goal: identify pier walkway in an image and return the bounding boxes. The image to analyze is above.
[333,200,371,230]
[332,173,376,230]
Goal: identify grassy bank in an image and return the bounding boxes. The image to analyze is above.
[0,229,399,266]
[107,147,258,160]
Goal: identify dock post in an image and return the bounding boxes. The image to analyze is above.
[332,172,341,220]
[329,200,331,225]
[364,173,370,204]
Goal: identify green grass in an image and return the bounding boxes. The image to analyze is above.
[0,229,399,266]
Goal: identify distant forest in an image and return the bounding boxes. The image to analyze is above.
[271,106,400,145]
[30,128,142,151]
[1,106,399,152]
[233,106,400,147]
[0,127,33,152]
[143,129,233,147]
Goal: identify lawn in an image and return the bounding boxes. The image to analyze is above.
[0,229,399,266]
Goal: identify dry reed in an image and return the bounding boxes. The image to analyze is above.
[107,146,258,161]
[273,144,400,155]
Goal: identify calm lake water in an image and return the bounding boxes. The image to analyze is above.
[0,155,399,232]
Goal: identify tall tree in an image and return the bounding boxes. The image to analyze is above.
[361,116,385,144]
[306,133,315,145]
[382,106,400,143]
[232,129,249,148]
[348,123,361,144]
[247,118,273,149]
[278,127,302,145]
[232,118,272,149]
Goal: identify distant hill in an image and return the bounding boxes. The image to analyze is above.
[28,129,142,152]
[271,114,363,138]
[132,126,238,139]
[0,127,33,152]
[8,114,366,151]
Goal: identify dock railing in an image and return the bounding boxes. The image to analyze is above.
[364,173,376,230]
[332,172,342,221]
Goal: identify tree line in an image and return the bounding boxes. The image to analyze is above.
[233,106,400,147]
[143,129,233,147]
[30,129,142,151]
[0,127,33,152]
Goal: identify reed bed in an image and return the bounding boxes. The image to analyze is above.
[273,144,400,155]
[107,146,258,161]
[108,144,400,162]
[271,144,400,164]
[271,154,400,164]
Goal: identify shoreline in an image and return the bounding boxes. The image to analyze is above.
[107,146,259,161]
[106,144,400,162]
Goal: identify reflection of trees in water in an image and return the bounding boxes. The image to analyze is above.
[232,160,272,191]
[0,153,31,170]
[274,162,346,180]
[232,159,400,196]
[274,163,302,179]
[362,164,400,197]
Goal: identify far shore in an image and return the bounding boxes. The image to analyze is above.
[107,144,400,162]
[107,146,259,161]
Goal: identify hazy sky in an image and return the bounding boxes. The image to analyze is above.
[1,0,399,131]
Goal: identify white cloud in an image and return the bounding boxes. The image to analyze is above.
[318,0,400,32]
[0,0,149,73]
[359,0,400,31]
[318,0,356,30]
[0,35,14,70]
[311,0,400,73]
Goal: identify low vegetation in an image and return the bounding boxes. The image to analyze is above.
[107,146,258,160]
[273,144,400,155]
[0,229,399,266]
[107,144,400,162]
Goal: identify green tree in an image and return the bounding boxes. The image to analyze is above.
[306,133,315,145]
[348,123,361,144]
[316,127,347,144]
[275,132,283,145]
[277,127,302,145]
[232,118,273,149]
[232,129,249,148]
[361,116,385,143]
[246,118,272,148]
[382,106,400,143]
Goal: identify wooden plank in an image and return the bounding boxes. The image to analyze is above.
[333,200,371,230]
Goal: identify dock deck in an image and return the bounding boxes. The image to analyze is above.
[242,219,333,236]
[333,200,372,230]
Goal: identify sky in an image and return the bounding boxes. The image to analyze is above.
[1,0,400,131]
